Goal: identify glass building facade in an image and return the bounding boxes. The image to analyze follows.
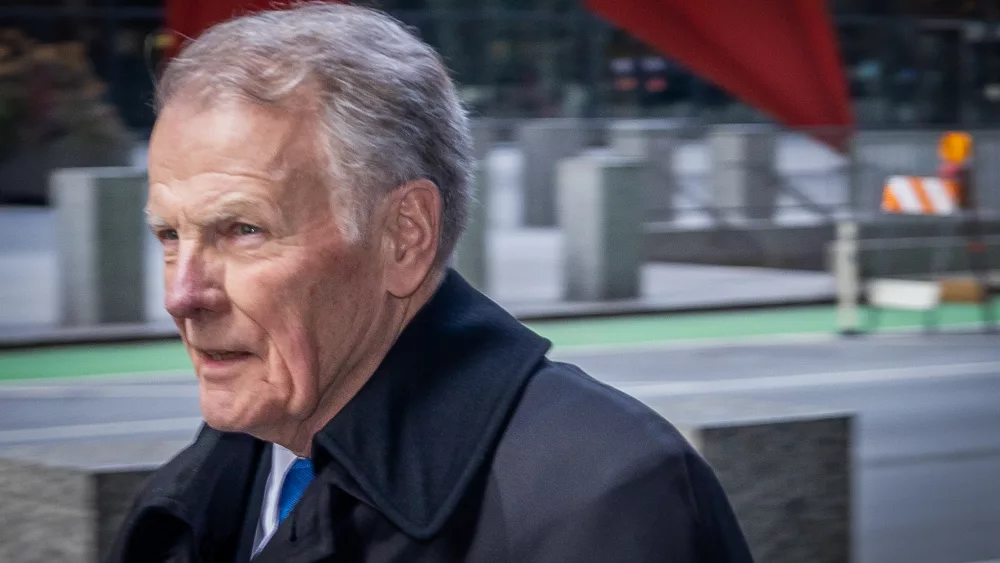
[3,0,1000,135]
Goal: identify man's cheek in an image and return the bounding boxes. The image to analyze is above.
[271,336,322,412]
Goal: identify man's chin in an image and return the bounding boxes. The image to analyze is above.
[199,391,263,435]
[201,414,244,433]
[201,410,249,434]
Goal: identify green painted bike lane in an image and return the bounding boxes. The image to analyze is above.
[1,303,996,382]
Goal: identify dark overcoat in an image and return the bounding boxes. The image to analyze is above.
[106,270,754,563]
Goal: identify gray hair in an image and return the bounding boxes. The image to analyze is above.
[155,2,474,261]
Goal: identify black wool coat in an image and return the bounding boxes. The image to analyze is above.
[106,270,754,563]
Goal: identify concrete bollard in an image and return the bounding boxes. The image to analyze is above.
[453,162,489,292]
[634,395,853,563]
[833,220,861,334]
[50,167,148,326]
[609,119,679,222]
[516,119,585,227]
[556,151,643,301]
[708,125,778,223]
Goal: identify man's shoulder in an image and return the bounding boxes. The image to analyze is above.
[504,358,693,460]
[492,358,703,499]
[485,359,754,562]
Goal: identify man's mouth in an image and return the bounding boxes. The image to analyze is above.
[199,349,253,362]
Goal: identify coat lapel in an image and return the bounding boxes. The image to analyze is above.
[308,269,551,540]
[233,443,272,563]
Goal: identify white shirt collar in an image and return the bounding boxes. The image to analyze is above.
[252,443,301,557]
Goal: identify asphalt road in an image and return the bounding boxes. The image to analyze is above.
[1,332,999,563]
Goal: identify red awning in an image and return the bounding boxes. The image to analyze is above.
[165,0,271,50]
[587,0,855,151]
[163,0,343,58]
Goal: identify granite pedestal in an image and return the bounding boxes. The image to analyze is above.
[0,438,194,563]
[636,395,853,563]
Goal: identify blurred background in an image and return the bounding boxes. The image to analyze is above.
[0,1,999,563]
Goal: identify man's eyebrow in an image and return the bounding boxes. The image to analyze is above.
[144,194,283,231]
[144,210,170,231]
[202,194,282,225]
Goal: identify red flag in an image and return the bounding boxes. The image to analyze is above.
[587,0,855,151]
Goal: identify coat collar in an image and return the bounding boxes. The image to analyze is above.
[310,269,551,539]
[110,427,265,563]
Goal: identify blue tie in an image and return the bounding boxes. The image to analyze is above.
[278,458,314,523]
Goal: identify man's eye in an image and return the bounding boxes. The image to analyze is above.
[157,229,179,242]
[234,223,263,236]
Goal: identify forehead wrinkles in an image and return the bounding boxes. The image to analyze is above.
[151,96,329,208]
[147,180,270,227]
[248,98,331,212]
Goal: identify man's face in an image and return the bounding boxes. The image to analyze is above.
[146,99,386,438]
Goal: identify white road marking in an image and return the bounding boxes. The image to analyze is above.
[612,360,1000,397]
[0,384,198,399]
[0,417,203,445]
[0,370,193,387]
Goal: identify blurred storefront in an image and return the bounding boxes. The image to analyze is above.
[0,0,162,137]
[2,0,1000,135]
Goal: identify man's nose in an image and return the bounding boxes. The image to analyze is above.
[165,244,227,319]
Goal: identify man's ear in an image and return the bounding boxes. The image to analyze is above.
[381,179,441,298]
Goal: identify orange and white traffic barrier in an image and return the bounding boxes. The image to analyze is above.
[881,176,960,216]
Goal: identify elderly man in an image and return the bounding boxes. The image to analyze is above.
[108,4,753,563]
